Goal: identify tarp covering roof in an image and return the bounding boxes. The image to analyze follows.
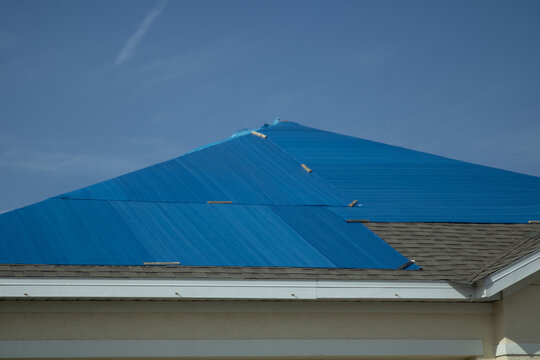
[59,134,347,206]
[0,199,410,268]
[1,121,539,268]
[261,122,540,223]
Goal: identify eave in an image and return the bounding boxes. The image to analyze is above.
[0,278,475,301]
[1,248,538,301]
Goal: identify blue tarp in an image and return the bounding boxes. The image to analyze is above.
[0,198,417,269]
[60,134,347,206]
[261,122,540,223]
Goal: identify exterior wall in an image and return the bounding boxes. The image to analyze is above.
[494,278,540,358]
[1,300,494,359]
[499,278,540,342]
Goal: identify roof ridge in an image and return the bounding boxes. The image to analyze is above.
[258,131,350,203]
[263,121,540,178]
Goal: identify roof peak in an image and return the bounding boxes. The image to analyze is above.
[3,119,540,223]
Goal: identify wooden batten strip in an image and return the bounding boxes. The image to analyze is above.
[207,201,233,204]
[301,164,312,173]
[143,262,181,266]
[398,260,416,270]
[251,131,268,139]
[348,200,358,207]
[529,220,540,224]
[346,219,370,223]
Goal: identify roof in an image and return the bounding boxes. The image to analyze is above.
[261,122,540,223]
[1,121,539,289]
[1,223,538,285]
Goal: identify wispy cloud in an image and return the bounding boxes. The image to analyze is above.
[136,48,228,87]
[115,0,167,66]
[0,135,188,175]
[112,39,239,99]
[0,149,141,174]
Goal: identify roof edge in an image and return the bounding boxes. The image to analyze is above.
[476,248,540,299]
[0,278,474,301]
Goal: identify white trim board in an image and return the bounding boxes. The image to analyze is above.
[478,248,540,299]
[0,278,474,300]
[0,339,484,359]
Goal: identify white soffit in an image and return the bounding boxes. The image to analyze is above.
[0,339,484,359]
[0,278,474,300]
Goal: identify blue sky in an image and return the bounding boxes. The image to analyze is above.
[1,0,539,213]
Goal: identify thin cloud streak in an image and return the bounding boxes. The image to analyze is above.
[115,0,167,66]
[0,150,141,174]
[0,135,188,175]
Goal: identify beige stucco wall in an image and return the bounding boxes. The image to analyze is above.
[1,307,494,341]
[495,278,540,343]
[1,300,495,359]
[493,278,540,359]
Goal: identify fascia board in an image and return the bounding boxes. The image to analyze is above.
[316,280,473,300]
[477,248,540,299]
[0,278,473,300]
